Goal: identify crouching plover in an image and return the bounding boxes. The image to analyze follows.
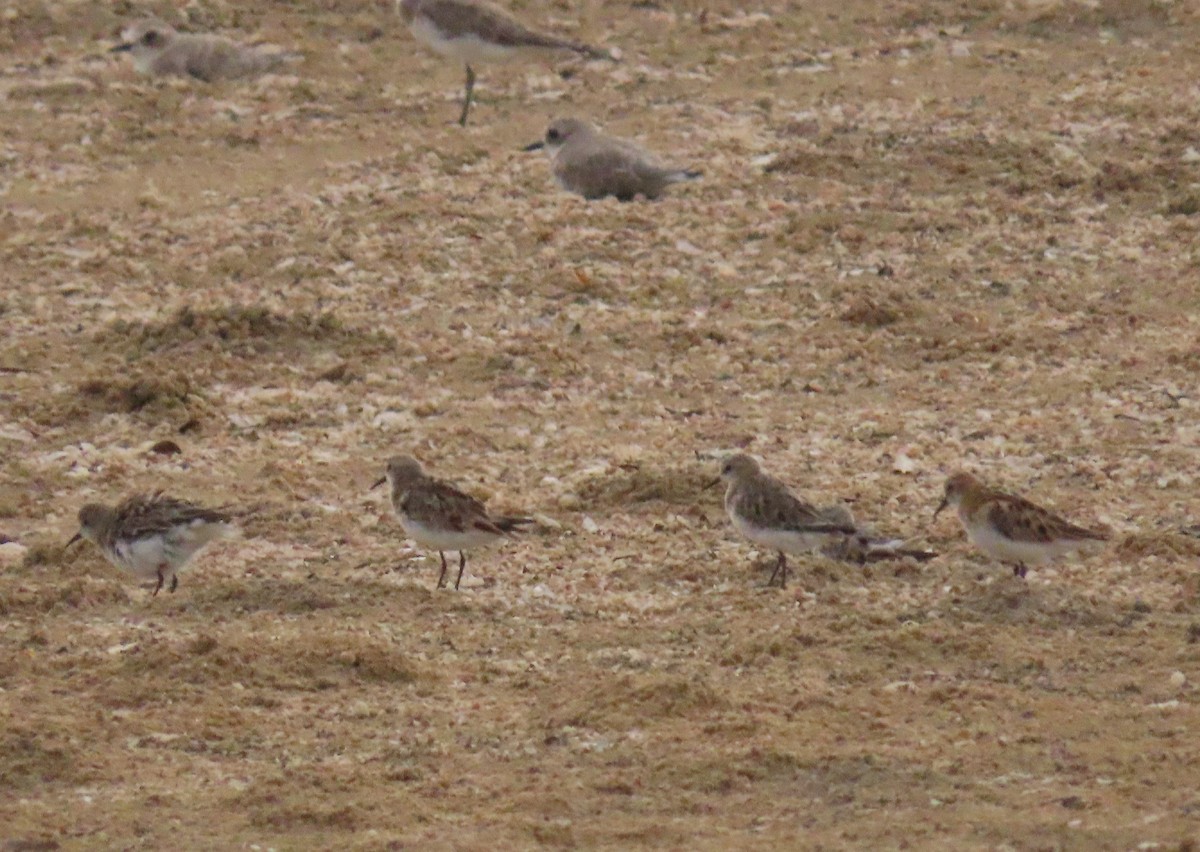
[934,472,1109,578]
[66,493,238,595]
[711,454,856,588]
[372,455,533,589]
[111,19,299,82]
[816,503,937,564]
[398,0,612,126]
[524,118,702,201]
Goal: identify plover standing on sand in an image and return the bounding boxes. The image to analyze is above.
[934,472,1109,578]
[711,454,857,588]
[111,19,299,82]
[372,455,533,589]
[525,117,702,201]
[66,493,238,595]
[397,0,612,126]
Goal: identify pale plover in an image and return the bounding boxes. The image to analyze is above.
[66,493,238,595]
[711,454,857,588]
[934,471,1110,578]
[397,0,612,126]
[111,18,299,82]
[372,454,533,589]
[524,117,702,201]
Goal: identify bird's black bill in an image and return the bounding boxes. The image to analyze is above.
[370,476,387,490]
[523,140,545,152]
[66,532,82,547]
[933,498,948,520]
[110,43,133,53]
[703,477,721,491]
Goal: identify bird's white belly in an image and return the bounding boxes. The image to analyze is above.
[731,514,828,555]
[111,521,233,578]
[965,520,1082,566]
[400,517,500,552]
[410,17,518,64]
[113,536,172,579]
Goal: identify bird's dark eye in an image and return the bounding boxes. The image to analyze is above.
[547,128,560,142]
[722,464,732,474]
[143,30,159,45]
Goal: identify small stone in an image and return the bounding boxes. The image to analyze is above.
[1169,671,1186,689]
[0,541,29,564]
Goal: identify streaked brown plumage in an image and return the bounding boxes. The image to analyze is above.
[372,455,532,589]
[714,454,856,588]
[935,472,1109,578]
[67,493,237,594]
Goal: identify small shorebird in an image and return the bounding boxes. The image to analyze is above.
[815,503,937,564]
[711,454,857,588]
[66,493,238,595]
[111,19,298,82]
[397,0,611,126]
[934,472,1110,578]
[372,455,533,589]
[524,117,702,201]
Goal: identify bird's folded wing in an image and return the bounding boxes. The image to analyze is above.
[402,479,497,533]
[737,479,857,535]
[986,495,1105,543]
[426,0,580,49]
[116,494,232,538]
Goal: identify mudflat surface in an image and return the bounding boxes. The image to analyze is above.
[2,0,1200,848]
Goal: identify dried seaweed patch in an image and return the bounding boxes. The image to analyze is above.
[577,465,710,508]
[101,305,392,359]
[552,675,727,730]
[77,373,194,413]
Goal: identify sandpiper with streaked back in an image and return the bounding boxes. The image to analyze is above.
[397,0,612,126]
[66,493,238,595]
[934,472,1109,578]
[711,454,857,588]
[372,454,533,589]
[111,18,299,82]
[524,118,702,201]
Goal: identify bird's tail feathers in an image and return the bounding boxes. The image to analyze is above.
[574,42,617,61]
[495,516,536,534]
[261,49,304,70]
[824,533,936,563]
[189,520,241,546]
[667,169,703,184]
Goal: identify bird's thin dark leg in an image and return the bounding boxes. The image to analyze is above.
[169,574,178,593]
[459,64,476,126]
[1015,563,1028,579]
[437,552,448,589]
[153,566,165,597]
[768,552,787,588]
[454,552,467,590]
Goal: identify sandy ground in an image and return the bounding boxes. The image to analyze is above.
[2,0,1200,848]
